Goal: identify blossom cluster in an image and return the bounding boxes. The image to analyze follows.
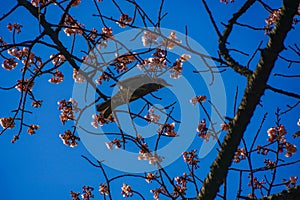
[13,47,41,68]
[7,23,22,33]
[142,31,159,46]
[160,31,182,50]
[105,138,122,150]
[190,95,206,105]
[27,124,40,135]
[267,125,297,157]
[101,27,114,40]
[158,122,177,137]
[15,78,34,92]
[248,175,266,190]
[91,114,114,128]
[2,58,17,70]
[174,172,190,196]
[70,186,94,200]
[99,183,109,195]
[140,30,191,79]
[137,48,166,74]
[138,152,163,166]
[63,15,84,36]
[182,150,200,168]
[263,159,276,170]
[3,47,42,71]
[282,176,298,189]
[256,145,270,155]
[81,186,94,200]
[121,183,133,198]
[267,125,287,143]
[48,70,64,84]
[196,119,208,140]
[86,28,98,43]
[113,52,136,72]
[233,148,246,163]
[73,69,85,83]
[0,117,15,129]
[135,136,163,166]
[140,31,191,78]
[57,98,78,125]
[116,14,133,28]
[150,187,165,200]
[31,0,52,7]
[59,130,80,148]
[145,172,157,183]
[70,191,80,200]
[70,0,81,7]
[95,72,109,85]
[50,54,65,66]
[265,9,281,34]
[144,107,160,124]
[32,100,43,108]
[170,54,191,79]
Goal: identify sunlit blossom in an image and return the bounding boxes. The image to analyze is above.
[116,14,133,28]
[2,58,18,70]
[81,186,94,200]
[15,78,34,92]
[7,22,22,33]
[121,183,133,198]
[102,27,114,40]
[50,54,65,66]
[99,183,109,195]
[142,31,158,46]
[27,124,40,135]
[59,130,80,148]
[91,114,114,128]
[285,142,297,157]
[182,150,200,168]
[105,139,122,150]
[234,148,246,163]
[73,69,85,83]
[190,96,207,105]
[48,70,64,84]
[158,122,177,137]
[0,117,15,129]
[63,15,84,36]
[160,30,182,49]
[145,172,157,183]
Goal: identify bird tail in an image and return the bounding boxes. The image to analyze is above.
[96,100,112,119]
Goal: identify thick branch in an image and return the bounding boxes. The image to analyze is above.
[197,1,299,199]
[239,185,300,200]
[258,185,300,200]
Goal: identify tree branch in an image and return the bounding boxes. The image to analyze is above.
[17,0,108,100]
[197,1,299,199]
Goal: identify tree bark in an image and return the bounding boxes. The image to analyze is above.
[197,1,299,199]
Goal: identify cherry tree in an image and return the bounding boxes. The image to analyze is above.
[1,0,300,199]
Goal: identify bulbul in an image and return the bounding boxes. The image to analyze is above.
[96,74,171,118]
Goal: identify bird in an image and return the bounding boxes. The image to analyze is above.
[96,74,171,119]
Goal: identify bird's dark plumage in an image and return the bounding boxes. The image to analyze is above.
[96,75,171,118]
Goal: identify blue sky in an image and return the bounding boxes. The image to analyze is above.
[0,0,299,199]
